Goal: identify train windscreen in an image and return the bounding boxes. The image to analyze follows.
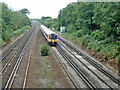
[49,34,57,39]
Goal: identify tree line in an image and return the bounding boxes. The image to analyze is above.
[38,16,58,29]
[39,2,120,62]
[0,3,31,43]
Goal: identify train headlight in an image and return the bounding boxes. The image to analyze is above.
[48,39,51,41]
[52,40,54,42]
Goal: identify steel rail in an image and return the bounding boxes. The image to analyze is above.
[40,25,96,89]
[4,27,35,89]
[56,45,97,89]
[59,36,120,85]
[22,27,37,89]
[52,47,79,89]
[0,28,31,62]
[0,29,33,75]
[40,27,80,89]
[22,46,32,89]
[0,41,25,75]
[58,40,116,89]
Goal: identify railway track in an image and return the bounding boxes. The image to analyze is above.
[39,23,120,89]
[4,27,35,89]
[59,36,120,84]
[22,24,38,88]
[56,38,120,89]
[40,27,95,88]
[0,28,33,75]
[22,42,33,89]
[53,46,97,89]
[1,22,36,89]
[0,27,32,62]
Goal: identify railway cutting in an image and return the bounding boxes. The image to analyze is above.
[1,22,120,89]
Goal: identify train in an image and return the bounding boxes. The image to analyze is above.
[40,25,58,45]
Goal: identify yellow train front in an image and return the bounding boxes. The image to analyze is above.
[47,33,58,45]
[40,25,58,45]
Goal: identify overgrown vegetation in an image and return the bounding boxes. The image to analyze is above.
[40,45,50,56]
[39,2,120,63]
[41,57,56,88]
[0,3,31,45]
[13,26,30,36]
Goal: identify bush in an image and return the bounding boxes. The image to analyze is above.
[14,26,30,36]
[2,31,11,42]
[40,45,50,56]
[116,55,120,62]
[82,35,91,46]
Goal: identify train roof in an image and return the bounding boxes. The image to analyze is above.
[41,25,57,35]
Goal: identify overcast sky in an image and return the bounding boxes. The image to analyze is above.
[1,0,77,18]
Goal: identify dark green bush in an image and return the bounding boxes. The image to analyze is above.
[40,45,50,56]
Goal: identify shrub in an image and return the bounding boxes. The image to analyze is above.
[40,45,50,56]
[75,30,82,37]
[2,31,11,42]
[14,26,30,36]
[82,35,91,46]
[116,55,120,62]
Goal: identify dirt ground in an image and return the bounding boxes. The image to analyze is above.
[25,28,73,88]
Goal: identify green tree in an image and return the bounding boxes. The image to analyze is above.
[1,3,31,42]
[19,8,30,15]
[41,2,120,62]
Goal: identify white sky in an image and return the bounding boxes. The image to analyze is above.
[1,0,77,18]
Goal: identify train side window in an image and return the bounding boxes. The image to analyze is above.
[49,35,52,39]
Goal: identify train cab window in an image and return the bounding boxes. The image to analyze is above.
[55,35,57,39]
[49,34,57,39]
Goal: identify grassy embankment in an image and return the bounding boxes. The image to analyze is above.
[0,26,30,46]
